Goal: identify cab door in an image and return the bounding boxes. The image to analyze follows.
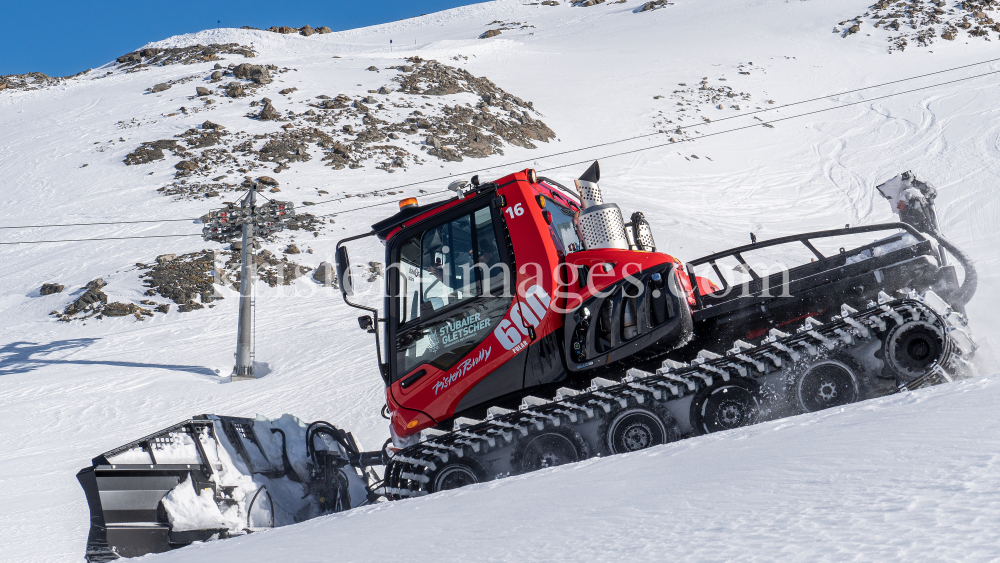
[386,198,523,423]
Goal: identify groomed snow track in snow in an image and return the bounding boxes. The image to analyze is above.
[382,291,975,498]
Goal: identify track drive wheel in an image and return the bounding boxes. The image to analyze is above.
[426,457,488,494]
[883,319,947,384]
[690,378,761,435]
[789,354,869,413]
[512,426,590,474]
[601,401,681,455]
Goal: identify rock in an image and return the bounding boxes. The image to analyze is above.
[378,86,392,94]
[942,31,955,40]
[284,244,301,254]
[257,176,279,186]
[316,94,331,99]
[317,26,332,33]
[211,70,224,80]
[87,278,107,290]
[279,87,297,95]
[259,139,310,164]
[388,132,400,140]
[225,82,245,97]
[400,65,414,72]
[175,160,199,171]
[847,24,860,34]
[151,83,171,93]
[214,63,223,69]
[202,120,224,129]
[542,0,559,4]
[366,261,385,282]
[123,140,178,165]
[259,100,279,120]
[366,66,379,71]
[343,124,354,134]
[178,300,205,313]
[480,29,502,39]
[313,261,337,287]
[429,146,464,162]
[196,86,211,96]
[300,25,316,36]
[363,96,378,104]
[102,302,137,317]
[232,63,272,84]
[40,283,65,295]
[269,187,281,193]
[65,287,107,315]
[156,254,178,264]
[426,135,443,149]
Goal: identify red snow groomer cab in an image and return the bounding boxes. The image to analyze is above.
[344,163,700,446]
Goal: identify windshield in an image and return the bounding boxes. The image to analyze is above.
[544,196,582,256]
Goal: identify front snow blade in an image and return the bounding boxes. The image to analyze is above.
[78,414,373,561]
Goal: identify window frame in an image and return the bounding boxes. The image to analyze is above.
[386,194,513,382]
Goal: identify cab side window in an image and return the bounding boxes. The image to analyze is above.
[393,203,510,379]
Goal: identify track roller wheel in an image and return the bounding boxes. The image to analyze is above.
[512,426,590,474]
[883,320,947,383]
[789,354,869,413]
[601,402,680,455]
[690,378,761,434]
[427,457,488,493]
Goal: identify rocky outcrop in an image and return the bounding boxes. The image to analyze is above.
[838,0,998,51]
[116,44,256,70]
[0,72,66,92]
[64,287,107,315]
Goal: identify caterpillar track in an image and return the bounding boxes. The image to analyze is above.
[381,290,975,498]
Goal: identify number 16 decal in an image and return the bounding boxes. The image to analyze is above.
[504,203,524,219]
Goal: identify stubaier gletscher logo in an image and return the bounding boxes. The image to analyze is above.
[494,284,551,351]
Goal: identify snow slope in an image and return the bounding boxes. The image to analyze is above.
[1,0,999,561]
[145,374,1000,563]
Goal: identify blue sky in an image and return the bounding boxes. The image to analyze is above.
[0,1,484,77]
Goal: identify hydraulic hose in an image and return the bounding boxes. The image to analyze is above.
[935,234,978,305]
[269,428,300,482]
[305,421,358,463]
